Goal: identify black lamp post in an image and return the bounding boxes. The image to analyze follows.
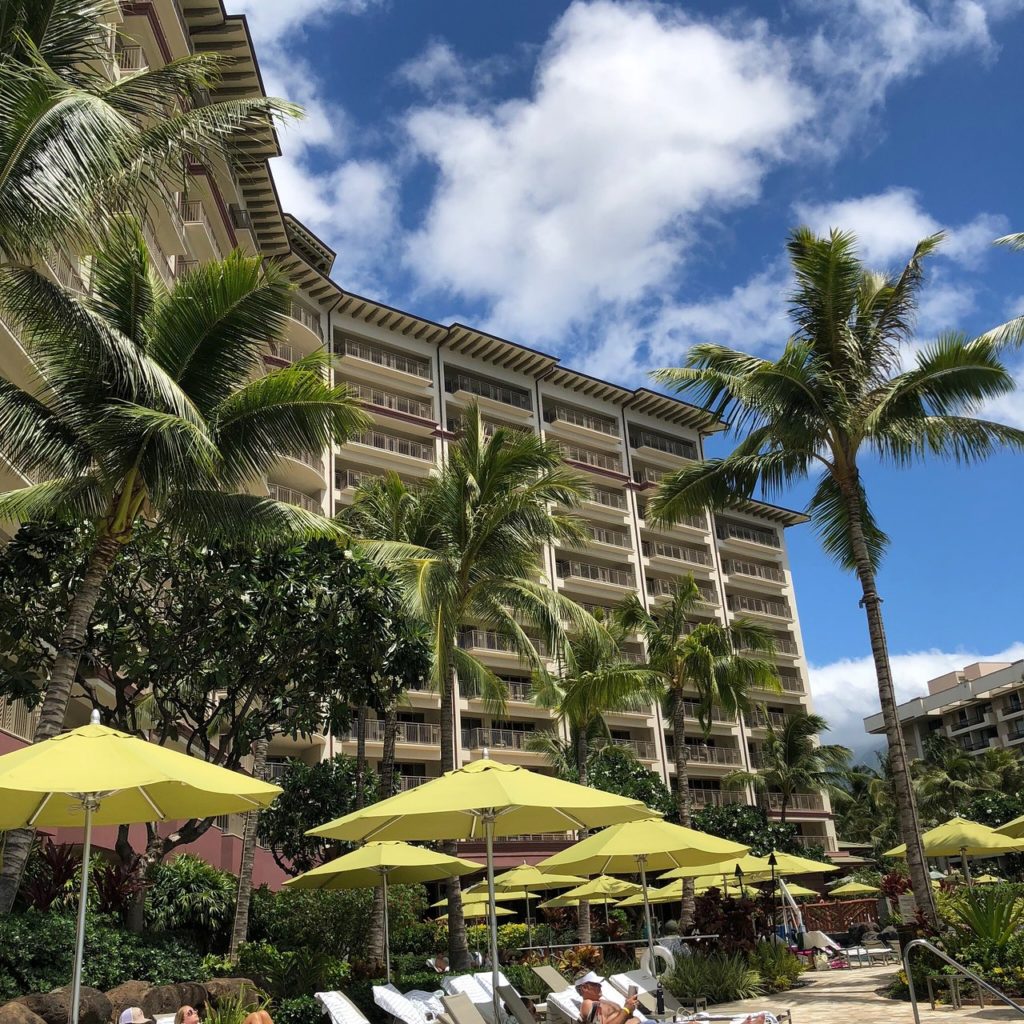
[734,864,745,897]
[768,851,779,940]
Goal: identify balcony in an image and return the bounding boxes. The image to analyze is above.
[44,250,85,294]
[586,487,628,515]
[637,503,707,532]
[289,301,323,342]
[632,465,662,487]
[462,677,534,702]
[398,775,430,791]
[449,415,529,440]
[352,430,434,463]
[642,540,711,567]
[544,405,619,438]
[0,698,38,742]
[459,629,548,658]
[586,525,631,549]
[445,371,532,413]
[266,482,321,514]
[338,337,433,384]
[629,429,697,461]
[758,673,805,695]
[746,709,794,730]
[265,760,289,783]
[724,559,785,584]
[1006,724,1024,745]
[716,520,780,549]
[949,709,993,735]
[173,257,199,279]
[463,727,547,751]
[667,744,742,766]
[347,719,441,745]
[689,789,745,809]
[335,468,379,491]
[767,792,824,813]
[349,381,433,421]
[604,737,658,760]
[680,701,734,724]
[179,197,224,261]
[142,220,175,289]
[277,449,327,490]
[557,559,635,589]
[727,593,790,619]
[116,45,147,73]
[646,578,717,604]
[556,442,623,474]
[1000,696,1024,719]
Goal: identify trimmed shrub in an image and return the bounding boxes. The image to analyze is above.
[665,952,761,1005]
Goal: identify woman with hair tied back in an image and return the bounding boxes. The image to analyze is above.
[175,1009,200,1024]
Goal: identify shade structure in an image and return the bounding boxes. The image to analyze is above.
[830,881,880,897]
[538,817,747,969]
[974,874,1002,884]
[492,864,586,946]
[284,842,479,982]
[560,875,642,901]
[659,850,838,882]
[432,890,540,908]
[0,714,281,1024]
[617,882,685,907]
[436,905,516,921]
[884,817,1024,885]
[996,813,1024,839]
[774,881,818,899]
[308,758,650,1020]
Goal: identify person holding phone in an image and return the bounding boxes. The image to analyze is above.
[574,972,651,1024]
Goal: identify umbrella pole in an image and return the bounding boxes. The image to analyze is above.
[961,848,972,887]
[382,869,391,984]
[485,813,500,1024]
[524,885,532,949]
[71,798,97,1024]
[638,856,656,974]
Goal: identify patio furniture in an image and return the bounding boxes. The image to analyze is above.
[607,970,685,1014]
[926,974,986,1010]
[373,984,445,1024]
[316,992,372,1024]
[442,994,490,1024]
[497,986,543,1024]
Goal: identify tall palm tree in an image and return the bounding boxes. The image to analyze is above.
[530,620,661,944]
[648,228,1024,923]
[724,711,851,823]
[617,581,779,825]
[357,406,599,968]
[0,219,368,910]
[0,0,296,261]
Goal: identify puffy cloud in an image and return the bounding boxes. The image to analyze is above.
[403,1,814,342]
[233,0,383,45]
[809,641,1024,759]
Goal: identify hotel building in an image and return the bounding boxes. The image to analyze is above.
[0,0,837,858]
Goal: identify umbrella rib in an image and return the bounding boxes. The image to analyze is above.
[137,787,166,820]
[27,792,52,826]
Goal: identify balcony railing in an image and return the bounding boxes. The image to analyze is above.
[45,250,85,294]
[557,560,634,588]
[689,789,744,808]
[178,198,225,259]
[340,337,432,380]
[116,45,147,72]
[556,443,622,473]
[618,650,645,664]
[588,525,631,548]
[716,521,780,548]
[604,737,657,759]
[668,743,741,766]
[282,450,325,476]
[0,699,37,741]
[265,760,289,783]
[449,416,528,439]
[462,677,534,702]
[767,792,824,812]
[266,340,300,364]
[637,503,706,530]
[746,709,793,729]
[335,468,378,491]
[354,431,434,462]
[588,487,627,510]
[725,559,785,583]
[398,775,430,791]
[680,701,734,723]
[1004,697,1024,716]
[765,673,804,694]
[266,483,320,514]
[463,727,545,751]
[544,405,619,436]
[348,719,440,745]
[445,372,531,411]
[173,257,199,279]
[646,578,717,602]
[142,222,175,289]
[290,301,322,339]
[632,466,662,485]
[349,381,432,419]
[728,593,790,618]
[630,430,696,460]
[642,540,711,566]
[743,635,798,656]
[459,630,548,657]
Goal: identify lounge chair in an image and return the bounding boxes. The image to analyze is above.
[373,984,444,1024]
[607,971,685,1014]
[543,989,583,1024]
[441,994,490,1024]
[316,992,371,1024]
[528,966,622,1005]
[497,986,542,1024]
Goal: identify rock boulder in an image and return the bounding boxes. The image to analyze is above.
[203,980,260,1010]
[105,983,152,1023]
[18,987,111,1024]
[0,1003,48,1024]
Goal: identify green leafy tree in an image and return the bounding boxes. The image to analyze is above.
[689,804,804,858]
[0,223,369,910]
[724,711,851,823]
[352,406,600,968]
[648,228,1024,922]
[258,756,380,875]
[585,745,675,818]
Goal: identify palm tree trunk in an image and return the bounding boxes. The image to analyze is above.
[229,738,267,957]
[671,694,695,929]
[0,533,121,914]
[576,730,591,945]
[440,665,471,969]
[355,705,368,809]
[368,703,399,971]
[843,489,937,925]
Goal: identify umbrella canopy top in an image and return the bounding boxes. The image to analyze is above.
[777,882,819,898]
[284,842,480,891]
[974,874,1003,884]
[538,818,747,875]
[309,759,652,842]
[560,875,642,900]
[436,905,515,921]
[658,849,836,882]
[617,882,685,907]
[830,880,880,896]
[884,817,1024,858]
[433,889,540,908]
[492,864,585,891]
[0,722,281,828]
[996,813,1024,839]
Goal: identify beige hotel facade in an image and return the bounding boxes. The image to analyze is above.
[0,0,838,856]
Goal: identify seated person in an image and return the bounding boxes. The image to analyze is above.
[575,971,648,1024]
[175,1008,200,1024]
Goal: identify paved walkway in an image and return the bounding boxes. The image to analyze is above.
[710,964,1021,1024]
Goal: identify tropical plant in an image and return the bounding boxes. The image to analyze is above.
[724,711,851,822]
[911,735,1000,823]
[664,951,762,1004]
[145,855,237,949]
[350,405,600,967]
[945,885,1024,946]
[648,228,1024,922]
[617,583,779,825]
[0,222,368,909]
[586,745,676,818]
[746,942,804,993]
[690,804,804,857]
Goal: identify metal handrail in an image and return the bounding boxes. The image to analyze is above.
[902,937,1024,1024]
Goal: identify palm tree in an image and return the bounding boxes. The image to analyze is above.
[648,228,1024,923]
[911,735,998,824]
[0,0,296,261]
[725,711,851,823]
[0,219,368,910]
[617,581,779,825]
[352,411,599,968]
[530,620,662,944]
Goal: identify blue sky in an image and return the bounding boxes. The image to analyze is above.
[236,0,1024,758]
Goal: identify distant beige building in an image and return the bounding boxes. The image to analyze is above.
[863,660,1024,757]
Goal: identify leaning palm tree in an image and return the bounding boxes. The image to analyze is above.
[617,581,779,825]
[648,228,1024,923]
[0,219,368,910]
[724,711,851,823]
[358,405,600,968]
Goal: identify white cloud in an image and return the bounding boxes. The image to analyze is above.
[793,188,1006,268]
[233,0,383,45]
[809,641,1024,759]
[403,1,814,342]
[397,40,469,98]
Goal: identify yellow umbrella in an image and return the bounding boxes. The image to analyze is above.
[538,817,747,968]
[974,874,1002,884]
[432,889,540,908]
[884,817,1024,884]
[617,882,685,908]
[830,880,880,897]
[0,713,281,1024]
[436,905,515,921]
[776,881,819,899]
[996,813,1024,839]
[560,875,642,900]
[309,758,650,1020]
[660,850,838,881]
[492,864,585,946]
[284,842,479,982]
